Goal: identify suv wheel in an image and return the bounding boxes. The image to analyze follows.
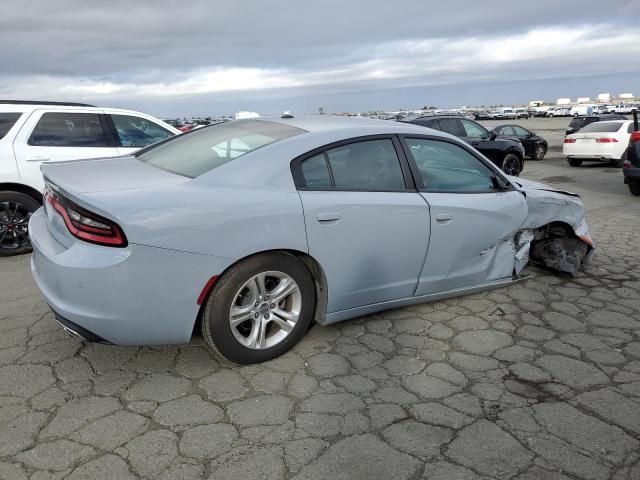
[202,252,316,364]
[534,145,546,161]
[568,159,583,167]
[629,183,640,196]
[502,154,522,176]
[0,192,40,257]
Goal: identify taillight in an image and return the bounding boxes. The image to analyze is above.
[564,138,576,143]
[595,137,618,143]
[630,131,640,142]
[44,184,127,247]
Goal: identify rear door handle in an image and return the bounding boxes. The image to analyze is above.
[317,213,341,222]
[436,213,452,223]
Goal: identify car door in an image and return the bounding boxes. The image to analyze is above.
[400,135,527,295]
[108,113,175,156]
[293,136,430,313]
[12,109,118,191]
[512,125,535,156]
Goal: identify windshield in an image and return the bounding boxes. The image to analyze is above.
[136,119,306,177]
[580,121,624,133]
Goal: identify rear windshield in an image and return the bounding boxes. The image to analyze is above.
[136,119,306,178]
[580,121,624,133]
[0,112,22,139]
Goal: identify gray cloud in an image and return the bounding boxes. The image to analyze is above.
[1,0,639,115]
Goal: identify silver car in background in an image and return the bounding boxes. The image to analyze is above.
[29,116,594,364]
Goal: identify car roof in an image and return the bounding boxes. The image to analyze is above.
[0,101,158,118]
[252,115,432,135]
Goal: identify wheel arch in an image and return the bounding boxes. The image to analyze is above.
[0,182,43,204]
[192,248,329,338]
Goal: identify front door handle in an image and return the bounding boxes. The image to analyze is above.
[436,213,452,223]
[317,213,341,222]
[25,156,50,162]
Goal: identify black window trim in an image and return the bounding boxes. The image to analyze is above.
[397,134,516,194]
[291,134,417,192]
[27,112,116,148]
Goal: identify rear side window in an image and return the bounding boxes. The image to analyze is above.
[0,112,22,140]
[111,115,173,148]
[500,126,516,136]
[137,119,305,178]
[28,113,112,147]
[300,153,331,188]
[580,121,624,133]
[325,139,405,191]
[437,118,466,137]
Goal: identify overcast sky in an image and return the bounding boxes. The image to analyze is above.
[1,0,639,117]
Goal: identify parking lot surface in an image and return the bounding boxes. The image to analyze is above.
[1,118,639,479]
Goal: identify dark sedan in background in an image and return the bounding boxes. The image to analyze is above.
[492,124,548,160]
[403,116,525,176]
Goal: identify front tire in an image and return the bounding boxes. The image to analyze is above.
[502,153,522,176]
[0,191,41,257]
[629,183,640,196]
[202,252,316,364]
[534,145,546,161]
[568,159,583,167]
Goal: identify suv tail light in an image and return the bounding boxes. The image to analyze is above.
[630,131,640,143]
[595,137,618,143]
[564,138,576,143]
[44,184,127,247]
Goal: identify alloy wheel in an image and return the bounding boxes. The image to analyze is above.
[535,145,545,160]
[228,271,302,350]
[0,201,32,253]
[503,156,520,176]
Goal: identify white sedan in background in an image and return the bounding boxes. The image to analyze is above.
[563,120,635,167]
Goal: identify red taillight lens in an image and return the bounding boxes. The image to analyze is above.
[44,184,127,247]
[631,131,640,142]
[564,138,576,143]
[595,137,618,143]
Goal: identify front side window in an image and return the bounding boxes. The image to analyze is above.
[405,138,496,192]
[28,112,112,147]
[460,119,490,139]
[137,119,305,178]
[0,112,22,140]
[325,139,405,191]
[112,115,173,148]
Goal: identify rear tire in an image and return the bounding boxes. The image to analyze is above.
[568,159,583,167]
[629,183,640,196]
[502,153,522,176]
[202,252,316,364]
[0,191,41,257]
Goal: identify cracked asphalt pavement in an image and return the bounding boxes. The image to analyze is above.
[1,118,640,479]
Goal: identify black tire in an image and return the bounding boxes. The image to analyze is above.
[202,252,316,364]
[568,159,583,167]
[502,153,522,176]
[0,191,41,257]
[533,145,546,161]
[629,183,640,196]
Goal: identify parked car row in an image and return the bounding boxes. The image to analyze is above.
[473,109,530,120]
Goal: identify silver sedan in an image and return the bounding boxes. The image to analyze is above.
[29,116,594,363]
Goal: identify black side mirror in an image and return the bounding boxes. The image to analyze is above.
[489,131,497,140]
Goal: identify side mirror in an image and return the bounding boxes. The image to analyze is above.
[489,131,497,140]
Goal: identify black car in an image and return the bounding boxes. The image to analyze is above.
[566,114,628,136]
[623,115,640,196]
[492,124,548,160]
[403,116,525,175]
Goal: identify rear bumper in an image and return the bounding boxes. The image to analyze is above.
[623,166,640,184]
[29,208,234,345]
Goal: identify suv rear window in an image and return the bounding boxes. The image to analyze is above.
[28,112,112,147]
[136,119,306,178]
[0,112,22,140]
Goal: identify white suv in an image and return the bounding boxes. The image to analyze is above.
[0,101,180,256]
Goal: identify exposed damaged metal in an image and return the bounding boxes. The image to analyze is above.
[511,177,594,277]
